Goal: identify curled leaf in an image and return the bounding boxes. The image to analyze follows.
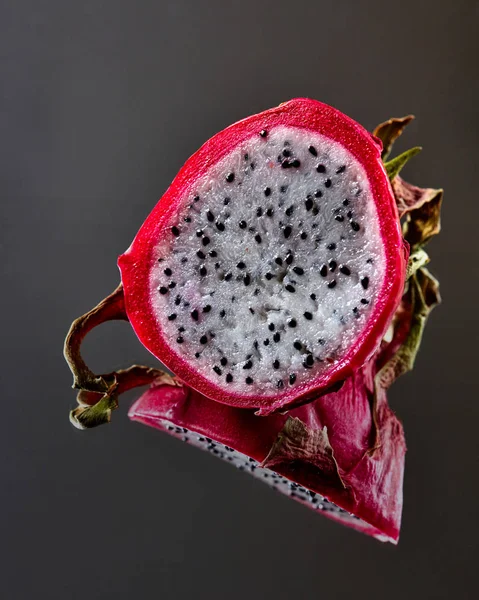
[373,115,415,160]
[406,248,430,279]
[262,416,347,489]
[403,190,442,249]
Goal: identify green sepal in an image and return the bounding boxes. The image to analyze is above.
[384,147,422,181]
[375,268,440,391]
[406,248,430,279]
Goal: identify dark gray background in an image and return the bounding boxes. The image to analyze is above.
[1,1,477,598]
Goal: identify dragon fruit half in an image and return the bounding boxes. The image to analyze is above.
[64,99,442,543]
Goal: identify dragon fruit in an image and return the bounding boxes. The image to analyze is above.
[117,98,408,414]
[64,101,442,542]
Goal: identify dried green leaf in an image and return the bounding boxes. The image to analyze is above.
[406,248,430,279]
[70,393,119,430]
[373,115,415,160]
[384,147,422,181]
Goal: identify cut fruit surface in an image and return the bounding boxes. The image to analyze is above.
[119,98,407,413]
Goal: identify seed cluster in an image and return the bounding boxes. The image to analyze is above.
[163,420,364,526]
[151,126,385,395]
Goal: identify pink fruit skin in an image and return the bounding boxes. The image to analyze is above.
[128,356,406,544]
[118,98,408,414]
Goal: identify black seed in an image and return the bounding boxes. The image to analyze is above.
[178,326,185,332]
[209,250,217,258]
[308,145,317,156]
[224,272,233,281]
[168,313,177,321]
[216,222,225,232]
[300,232,308,240]
[256,207,263,217]
[220,357,228,367]
[328,280,337,289]
[175,296,181,306]
[318,338,325,345]
[171,226,180,236]
[335,215,344,222]
[244,376,254,385]
[353,307,358,314]
[181,257,188,263]
[367,258,373,264]
[316,164,326,173]
[193,195,200,202]
[283,226,292,239]
[340,265,351,275]
[200,266,207,276]
[191,310,199,321]
[304,312,313,320]
[273,359,280,370]
[243,274,251,286]
[250,162,256,171]
[320,264,328,277]
[275,257,283,266]
[255,234,262,244]
[268,323,275,331]
[304,354,314,367]
[259,129,267,137]
[266,207,274,217]
[361,276,370,290]
[159,286,168,294]
[196,229,203,237]
[288,318,297,328]
[249,308,255,314]
[213,366,222,375]
[277,379,284,388]
[314,189,323,198]
[220,309,226,317]
[312,206,319,216]
[239,220,247,229]
[285,284,296,293]
[264,187,271,197]
[361,298,370,305]
[305,198,314,211]
[286,252,294,265]
[265,272,273,280]
[336,165,346,174]
[289,373,297,384]
[163,267,172,276]
[281,160,291,169]
[310,293,317,300]
[292,159,301,167]
[237,261,246,269]
[263,338,270,346]
[280,185,288,193]
[285,205,294,217]
[350,220,360,232]
[324,179,332,188]
[224,197,230,205]
[327,243,337,250]
[203,236,211,246]
[343,198,349,206]
[200,335,208,344]
[226,172,235,183]
[254,288,260,296]
[195,352,200,358]
[282,148,292,158]
[273,332,281,343]
[168,281,176,289]
[329,260,337,272]
[176,336,184,343]
[293,266,304,275]
[226,373,233,383]
[293,340,302,350]
[184,216,191,222]
[207,210,214,222]
[203,305,211,313]
[196,250,206,259]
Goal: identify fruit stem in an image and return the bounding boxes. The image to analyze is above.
[63,284,167,429]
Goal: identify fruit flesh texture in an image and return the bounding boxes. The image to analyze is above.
[150,126,386,397]
[119,98,406,412]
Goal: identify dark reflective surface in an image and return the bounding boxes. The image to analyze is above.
[1,1,477,598]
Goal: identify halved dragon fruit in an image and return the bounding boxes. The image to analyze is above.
[118,98,407,414]
[64,102,442,542]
